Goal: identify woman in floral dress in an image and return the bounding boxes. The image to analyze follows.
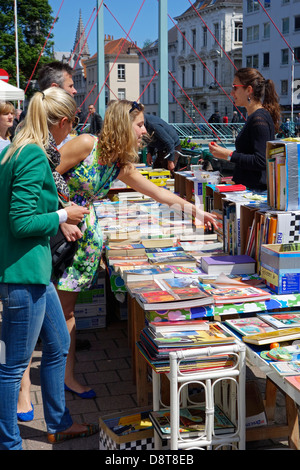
[54,100,217,398]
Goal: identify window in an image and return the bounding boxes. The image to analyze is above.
[118,64,125,81]
[213,61,218,82]
[246,54,259,68]
[246,25,259,42]
[214,23,220,44]
[282,17,289,35]
[202,26,207,47]
[281,80,288,95]
[263,52,270,68]
[140,63,144,77]
[202,63,207,86]
[118,88,126,100]
[234,22,243,42]
[182,66,185,88]
[192,29,196,49]
[263,23,270,39]
[191,64,196,87]
[264,0,270,7]
[247,0,259,13]
[182,31,186,51]
[295,15,300,32]
[281,48,289,65]
[153,83,156,103]
[294,48,300,62]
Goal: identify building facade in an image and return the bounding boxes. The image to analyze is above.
[174,0,243,123]
[83,36,140,110]
[242,0,300,120]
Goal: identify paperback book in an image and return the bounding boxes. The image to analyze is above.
[149,405,235,439]
[269,361,300,376]
[199,285,271,305]
[134,278,214,310]
[123,267,174,282]
[224,317,275,336]
[257,313,300,329]
[243,327,300,345]
[148,319,210,334]
[200,254,256,275]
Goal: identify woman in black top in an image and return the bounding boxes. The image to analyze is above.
[209,68,281,190]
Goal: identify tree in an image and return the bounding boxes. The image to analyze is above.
[0,0,55,95]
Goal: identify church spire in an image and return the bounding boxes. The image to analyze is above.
[72,10,90,63]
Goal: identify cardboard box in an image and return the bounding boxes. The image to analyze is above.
[246,381,267,429]
[99,410,154,450]
[74,303,106,317]
[76,314,106,330]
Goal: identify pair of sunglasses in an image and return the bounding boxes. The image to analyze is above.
[72,115,80,128]
[232,84,245,90]
[129,101,143,113]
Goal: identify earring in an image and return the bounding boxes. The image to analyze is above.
[248,96,251,103]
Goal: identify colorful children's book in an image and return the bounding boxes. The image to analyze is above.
[243,327,300,345]
[149,405,235,439]
[257,313,300,329]
[148,319,210,334]
[200,285,271,305]
[269,361,300,376]
[123,267,174,282]
[224,317,275,336]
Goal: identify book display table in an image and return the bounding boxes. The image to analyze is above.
[151,343,246,450]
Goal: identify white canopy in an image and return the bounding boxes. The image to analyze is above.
[0,80,24,101]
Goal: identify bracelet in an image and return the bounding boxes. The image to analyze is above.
[227,151,233,161]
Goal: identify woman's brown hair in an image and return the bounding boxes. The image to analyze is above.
[234,67,281,133]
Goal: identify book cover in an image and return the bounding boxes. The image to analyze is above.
[260,264,300,295]
[269,361,300,376]
[243,327,300,345]
[224,317,275,336]
[200,285,271,305]
[201,254,256,275]
[123,267,174,282]
[144,246,184,253]
[106,243,145,257]
[179,241,223,252]
[285,375,300,392]
[148,319,210,333]
[166,265,204,277]
[215,184,246,193]
[149,405,235,439]
[257,313,300,329]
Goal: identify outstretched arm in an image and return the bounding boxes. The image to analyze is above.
[118,165,217,230]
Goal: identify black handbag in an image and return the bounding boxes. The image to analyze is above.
[50,227,78,278]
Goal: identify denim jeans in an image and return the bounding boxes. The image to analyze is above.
[0,282,72,450]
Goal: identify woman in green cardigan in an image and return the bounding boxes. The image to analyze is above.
[0,88,98,450]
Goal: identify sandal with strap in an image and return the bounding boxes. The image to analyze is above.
[47,423,99,444]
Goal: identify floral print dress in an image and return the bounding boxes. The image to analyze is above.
[56,136,121,292]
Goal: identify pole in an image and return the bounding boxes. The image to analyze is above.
[97,0,105,118]
[14,0,21,108]
[291,48,294,125]
[159,0,168,122]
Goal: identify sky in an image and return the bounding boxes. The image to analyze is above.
[48,0,189,55]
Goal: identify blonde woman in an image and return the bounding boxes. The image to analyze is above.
[48,100,217,398]
[0,101,15,152]
[0,88,99,450]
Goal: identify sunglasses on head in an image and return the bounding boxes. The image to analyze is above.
[72,115,80,128]
[129,101,143,113]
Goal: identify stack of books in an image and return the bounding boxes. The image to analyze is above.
[137,321,237,373]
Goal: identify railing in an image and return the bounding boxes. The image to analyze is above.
[171,123,245,144]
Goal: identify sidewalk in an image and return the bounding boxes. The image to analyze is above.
[0,313,293,450]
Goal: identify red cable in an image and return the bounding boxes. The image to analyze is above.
[69,7,96,64]
[168,88,204,135]
[24,0,65,93]
[187,0,238,71]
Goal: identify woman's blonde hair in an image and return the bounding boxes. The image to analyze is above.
[0,101,15,139]
[98,100,145,168]
[2,87,77,164]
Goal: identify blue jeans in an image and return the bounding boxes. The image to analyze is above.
[0,282,73,450]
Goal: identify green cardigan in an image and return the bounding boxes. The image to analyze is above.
[0,143,60,285]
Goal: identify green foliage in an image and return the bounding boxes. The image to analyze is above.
[0,0,56,96]
[180,138,201,150]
